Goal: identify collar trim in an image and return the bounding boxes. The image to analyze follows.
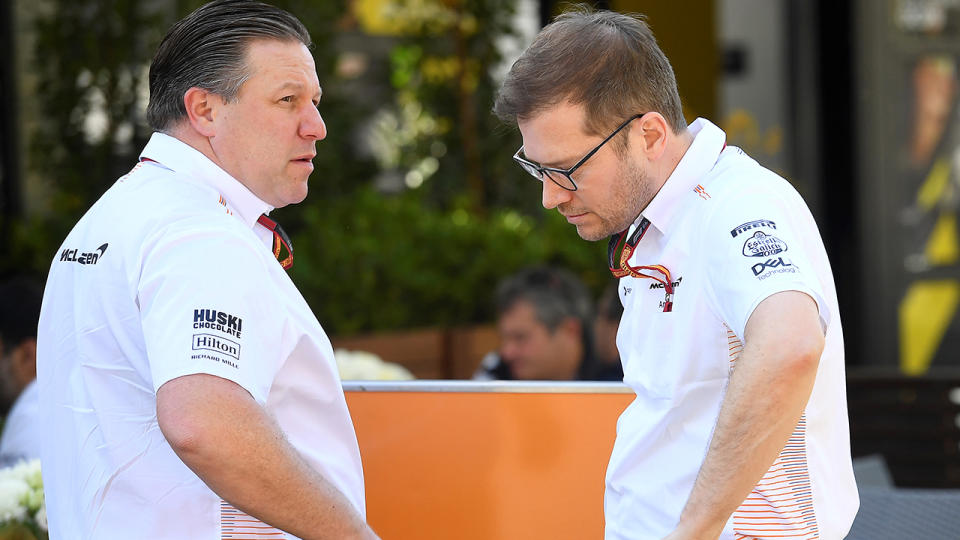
[139,132,273,229]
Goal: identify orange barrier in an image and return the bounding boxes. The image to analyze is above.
[344,382,634,540]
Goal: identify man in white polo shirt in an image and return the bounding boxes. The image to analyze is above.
[36,2,377,538]
[494,8,858,540]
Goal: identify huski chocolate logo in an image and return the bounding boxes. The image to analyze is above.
[193,309,243,338]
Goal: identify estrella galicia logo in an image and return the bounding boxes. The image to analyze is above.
[193,308,243,338]
[59,243,108,265]
[192,333,240,361]
[742,231,788,258]
[751,257,797,280]
[730,219,776,238]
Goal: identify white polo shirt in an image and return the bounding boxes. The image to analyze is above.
[604,119,858,539]
[0,380,40,462]
[37,132,365,539]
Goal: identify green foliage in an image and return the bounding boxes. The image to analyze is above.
[10,0,165,274]
[290,187,607,335]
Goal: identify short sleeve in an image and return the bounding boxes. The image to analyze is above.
[701,187,830,339]
[138,219,282,404]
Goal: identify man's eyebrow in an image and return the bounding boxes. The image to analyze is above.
[275,81,323,100]
[531,152,579,169]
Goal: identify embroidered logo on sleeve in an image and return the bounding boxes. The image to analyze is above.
[192,334,240,362]
[742,231,788,257]
[192,308,243,338]
[751,257,798,280]
[189,309,244,368]
[730,219,776,238]
[59,243,108,265]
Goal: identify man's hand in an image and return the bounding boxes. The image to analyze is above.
[157,373,378,540]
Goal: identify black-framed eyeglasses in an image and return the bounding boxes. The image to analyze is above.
[513,112,647,191]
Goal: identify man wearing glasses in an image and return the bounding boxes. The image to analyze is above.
[495,7,858,540]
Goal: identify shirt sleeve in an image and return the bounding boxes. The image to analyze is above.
[138,218,282,404]
[701,186,830,340]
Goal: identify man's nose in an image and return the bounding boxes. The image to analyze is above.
[542,177,572,210]
[301,106,327,141]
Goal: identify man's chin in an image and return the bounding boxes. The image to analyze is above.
[575,223,612,242]
[278,184,309,207]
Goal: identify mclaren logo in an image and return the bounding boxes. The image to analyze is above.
[650,276,683,289]
[59,243,108,265]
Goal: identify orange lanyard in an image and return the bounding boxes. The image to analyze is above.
[608,218,674,312]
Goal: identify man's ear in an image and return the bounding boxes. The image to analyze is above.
[183,87,219,137]
[634,112,670,160]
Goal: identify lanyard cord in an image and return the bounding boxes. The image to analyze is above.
[609,218,674,312]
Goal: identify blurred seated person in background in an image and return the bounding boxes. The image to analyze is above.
[0,276,44,463]
[593,282,624,380]
[474,266,621,381]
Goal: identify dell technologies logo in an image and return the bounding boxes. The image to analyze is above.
[751,257,797,280]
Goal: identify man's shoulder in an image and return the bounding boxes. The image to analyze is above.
[54,163,252,272]
[117,161,225,214]
[98,163,239,234]
[685,149,807,229]
[705,147,795,199]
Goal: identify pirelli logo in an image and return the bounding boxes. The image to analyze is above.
[730,219,776,238]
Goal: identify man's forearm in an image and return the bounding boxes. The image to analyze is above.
[669,292,823,539]
[157,374,376,540]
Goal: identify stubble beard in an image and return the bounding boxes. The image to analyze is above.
[575,156,653,242]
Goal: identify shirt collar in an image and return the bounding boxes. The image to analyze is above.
[634,118,726,234]
[139,132,273,229]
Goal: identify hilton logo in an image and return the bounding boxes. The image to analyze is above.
[192,333,240,360]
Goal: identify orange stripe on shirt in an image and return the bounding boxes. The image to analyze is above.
[727,326,743,367]
[221,501,286,539]
[725,326,818,538]
[732,415,819,539]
